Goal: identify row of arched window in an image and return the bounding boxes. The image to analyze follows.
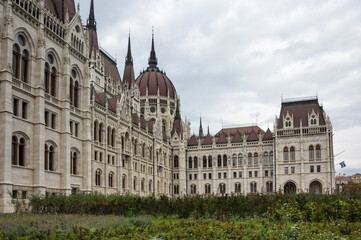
[187,152,274,169]
[12,134,80,174]
[283,145,321,161]
[93,121,116,147]
[12,34,81,106]
[95,169,115,188]
[188,182,273,194]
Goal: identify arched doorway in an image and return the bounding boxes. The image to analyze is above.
[284,182,296,193]
[309,180,322,194]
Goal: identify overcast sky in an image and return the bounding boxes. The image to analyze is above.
[77,0,361,175]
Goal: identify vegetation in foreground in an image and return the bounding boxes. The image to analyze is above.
[27,192,361,222]
[5,192,360,239]
[0,214,361,239]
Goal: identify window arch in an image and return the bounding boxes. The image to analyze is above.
[266,181,273,193]
[44,143,56,171]
[203,156,207,168]
[98,123,103,143]
[248,153,252,166]
[309,145,314,161]
[21,50,29,83]
[194,157,198,168]
[95,169,101,186]
[69,69,79,107]
[235,183,241,193]
[13,44,20,79]
[149,179,153,192]
[108,172,114,188]
[250,182,257,193]
[219,183,226,194]
[141,178,145,191]
[316,145,321,159]
[13,34,30,82]
[122,174,127,189]
[263,152,269,166]
[133,176,137,191]
[205,183,211,194]
[283,147,289,161]
[232,154,237,167]
[70,150,78,175]
[269,151,274,166]
[111,128,115,147]
[174,155,179,168]
[44,52,57,96]
[174,184,179,194]
[254,153,258,166]
[11,135,26,166]
[290,147,295,161]
[190,184,197,194]
[217,155,222,167]
[93,121,98,141]
[238,154,243,166]
[107,126,111,146]
[223,154,227,167]
[208,155,213,168]
[188,157,192,169]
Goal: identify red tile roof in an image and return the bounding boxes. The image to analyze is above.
[140,117,147,130]
[202,134,213,145]
[94,92,106,106]
[135,69,176,99]
[335,176,352,181]
[148,121,154,134]
[171,119,183,138]
[44,0,76,21]
[187,135,198,146]
[247,129,258,142]
[89,29,99,58]
[123,63,135,89]
[102,53,121,83]
[278,99,326,129]
[216,126,265,137]
[263,128,273,140]
[131,113,138,125]
[216,131,228,144]
[231,131,243,143]
[108,98,117,112]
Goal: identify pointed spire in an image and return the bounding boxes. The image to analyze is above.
[199,116,203,136]
[87,0,96,30]
[125,33,133,64]
[207,125,210,135]
[175,98,181,120]
[148,27,158,68]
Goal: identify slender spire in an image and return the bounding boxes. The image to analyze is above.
[125,33,133,64]
[207,125,210,135]
[199,116,203,136]
[148,27,158,68]
[87,0,96,29]
[175,98,181,120]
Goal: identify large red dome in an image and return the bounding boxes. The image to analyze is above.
[135,68,177,99]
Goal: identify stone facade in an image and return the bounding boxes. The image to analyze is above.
[0,0,335,213]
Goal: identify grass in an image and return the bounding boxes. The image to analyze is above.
[0,214,360,239]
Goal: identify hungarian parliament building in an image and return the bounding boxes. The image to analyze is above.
[0,0,335,212]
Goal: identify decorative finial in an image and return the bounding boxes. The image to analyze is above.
[77,3,80,12]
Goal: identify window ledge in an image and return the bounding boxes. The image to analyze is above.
[45,170,61,175]
[12,165,33,170]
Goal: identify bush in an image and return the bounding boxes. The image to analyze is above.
[27,192,361,222]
